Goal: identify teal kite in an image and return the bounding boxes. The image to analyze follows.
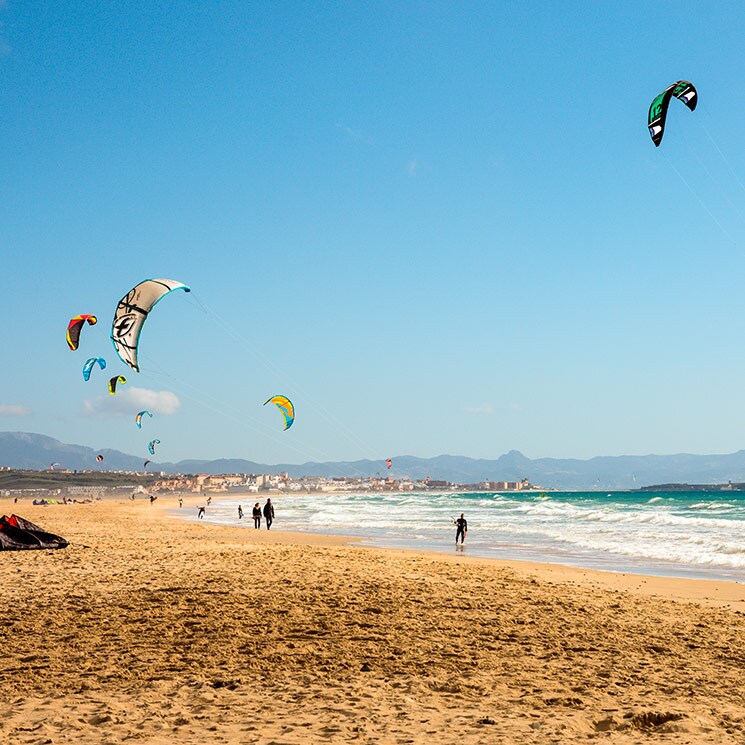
[136,410,153,429]
[82,357,106,381]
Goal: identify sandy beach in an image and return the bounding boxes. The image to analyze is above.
[1,498,745,744]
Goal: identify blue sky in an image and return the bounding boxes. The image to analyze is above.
[3,1,745,464]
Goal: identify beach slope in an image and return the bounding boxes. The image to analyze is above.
[1,501,744,744]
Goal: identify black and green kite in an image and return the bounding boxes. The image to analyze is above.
[648,80,697,146]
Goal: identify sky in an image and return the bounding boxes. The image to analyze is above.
[4,1,745,465]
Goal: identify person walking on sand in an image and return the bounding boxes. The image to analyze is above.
[252,502,261,529]
[179,498,183,509]
[263,498,274,530]
[197,505,205,519]
[238,504,243,520]
[455,513,467,545]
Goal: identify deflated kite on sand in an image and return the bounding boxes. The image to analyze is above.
[0,514,68,551]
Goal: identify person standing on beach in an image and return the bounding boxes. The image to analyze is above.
[455,513,467,545]
[238,504,243,520]
[179,498,183,509]
[263,498,274,530]
[197,505,205,519]
[252,502,261,529]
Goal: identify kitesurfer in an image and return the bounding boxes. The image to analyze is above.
[238,505,243,520]
[252,502,261,529]
[263,498,274,530]
[455,513,467,545]
[197,506,205,519]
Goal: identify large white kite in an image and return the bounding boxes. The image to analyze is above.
[110,278,190,372]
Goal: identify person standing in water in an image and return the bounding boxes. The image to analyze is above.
[455,513,467,545]
[263,498,274,530]
[238,504,243,520]
[252,502,261,529]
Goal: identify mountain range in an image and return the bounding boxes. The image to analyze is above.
[4,431,745,490]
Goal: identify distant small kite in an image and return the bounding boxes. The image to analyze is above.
[108,375,127,395]
[49,461,60,470]
[96,454,104,463]
[82,357,106,382]
[264,395,295,430]
[148,439,160,455]
[386,458,392,469]
[67,314,97,351]
[135,410,153,428]
[143,460,151,469]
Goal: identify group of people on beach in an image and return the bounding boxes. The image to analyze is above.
[234,499,275,529]
[244,499,274,529]
[192,497,275,529]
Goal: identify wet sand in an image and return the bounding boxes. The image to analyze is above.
[1,498,744,744]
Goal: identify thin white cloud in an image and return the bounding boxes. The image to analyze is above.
[83,387,181,417]
[464,404,493,415]
[337,124,373,144]
[0,403,31,416]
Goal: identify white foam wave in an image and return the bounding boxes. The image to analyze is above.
[180,491,745,577]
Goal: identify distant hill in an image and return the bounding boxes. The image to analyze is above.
[0,432,148,472]
[4,431,745,490]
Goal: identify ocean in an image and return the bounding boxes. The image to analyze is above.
[176,490,745,582]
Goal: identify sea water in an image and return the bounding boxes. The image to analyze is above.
[177,490,745,582]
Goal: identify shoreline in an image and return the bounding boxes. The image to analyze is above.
[168,500,745,610]
[160,491,745,595]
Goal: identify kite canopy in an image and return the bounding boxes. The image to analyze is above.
[143,460,152,469]
[49,462,60,470]
[648,80,697,146]
[136,410,153,428]
[82,356,106,381]
[67,314,97,351]
[264,395,295,430]
[386,458,392,469]
[108,375,127,395]
[0,514,68,551]
[111,278,191,372]
[148,439,160,455]
[96,454,104,462]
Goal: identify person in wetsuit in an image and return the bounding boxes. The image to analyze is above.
[455,513,467,544]
[263,498,274,530]
[252,502,262,529]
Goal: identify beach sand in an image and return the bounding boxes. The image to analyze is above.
[1,498,744,744]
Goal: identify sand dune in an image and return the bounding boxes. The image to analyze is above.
[1,498,744,743]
